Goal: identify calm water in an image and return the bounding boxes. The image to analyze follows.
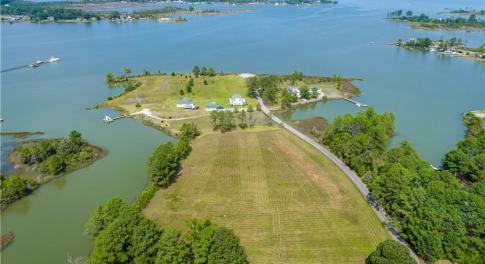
[1,0,484,263]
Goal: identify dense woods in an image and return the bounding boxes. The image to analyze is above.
[322,110,485,263]
[85,198,248,264]
[322,108,395,179]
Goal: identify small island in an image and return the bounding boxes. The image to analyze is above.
[1,131,106,209]
[96,67,360,135]
[395,37,485,62]
[387,9,485,31]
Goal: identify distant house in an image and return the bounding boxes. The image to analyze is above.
[205,102,224,111]
[238,73,256,79]
[176,97,197,109]
[229,94,246,106]
[47,16,55,21]
[287,86,301,98]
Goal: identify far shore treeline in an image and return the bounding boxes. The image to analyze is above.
[387,9,485,30]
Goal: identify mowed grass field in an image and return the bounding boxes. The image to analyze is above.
[144,128,390,263]
[108,74,257,118]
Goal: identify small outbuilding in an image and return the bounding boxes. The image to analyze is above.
[176,97,197,109]
[287,86,301,98]
[229,94,246,106]
[206,102,224,111]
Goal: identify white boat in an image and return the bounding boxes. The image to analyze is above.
[48,57,60,63]
[103,115,113,123]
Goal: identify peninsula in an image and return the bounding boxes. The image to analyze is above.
[387,9,485,31]
[1,131,106,209]
[395,37,485,62]
[97,68,360,135]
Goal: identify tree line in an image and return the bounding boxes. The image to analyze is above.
[2,0,102,21]
[84,198,248,264]
[210,108,256,133]
[132,123,201,210]
[387,9,485,29]
[321,109,484,263]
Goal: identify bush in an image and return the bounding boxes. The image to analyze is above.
[366,240,416,264]
[45,155,66,175]
[0,176,29,206]
[178,123,200,141]
[132,185,158,211]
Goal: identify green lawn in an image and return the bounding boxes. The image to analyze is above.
[108,74,257,118]
[143,128,390,263]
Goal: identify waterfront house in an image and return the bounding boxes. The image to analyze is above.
[176,97,197,109]
[229,94,246,106]
[206,102,224,111]
[287,86,301,98]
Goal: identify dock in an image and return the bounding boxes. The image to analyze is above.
[103,115,126,123]
[342,97,368,108]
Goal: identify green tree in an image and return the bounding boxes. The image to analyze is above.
[281,90,293,110]
[477,43,485,53]
[208,227,248,264]
[123,67,132,80]
[106,72,115,83]
[86,218,133,264]
[179,123,200,142]
[69,130,83,146]
[299,85,310,99]
[366,240,416,264]
[207,67,216,77]
[175,139,191,160]
[289,70,303,85]
[0,176,29,206]
[185,219,216,264]
[246,77,259,98]
[200,67,207,76]
[85,198,137,239]
[148,142,180,187]
[130,217,162,264]
[238,110,248,129]
[45,155,66,175]
[193,65,200,77]
[155,229,193,264]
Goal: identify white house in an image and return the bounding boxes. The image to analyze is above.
[238,73,256,79]
[229,94,246,106]
[205,102,224,111]
[176,97,197,109]
[287,87,301,98]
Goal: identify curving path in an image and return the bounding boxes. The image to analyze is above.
[256,96,420,262]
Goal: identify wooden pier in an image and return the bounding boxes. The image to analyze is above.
[342,97,368,108]
[103,115,126,123]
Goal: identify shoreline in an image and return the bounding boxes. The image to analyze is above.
[386,18,485,32]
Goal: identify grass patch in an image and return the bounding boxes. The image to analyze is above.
[143,128,390,263]
[107,74,257,118]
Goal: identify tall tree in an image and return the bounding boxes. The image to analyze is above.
[366,240,416,264]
